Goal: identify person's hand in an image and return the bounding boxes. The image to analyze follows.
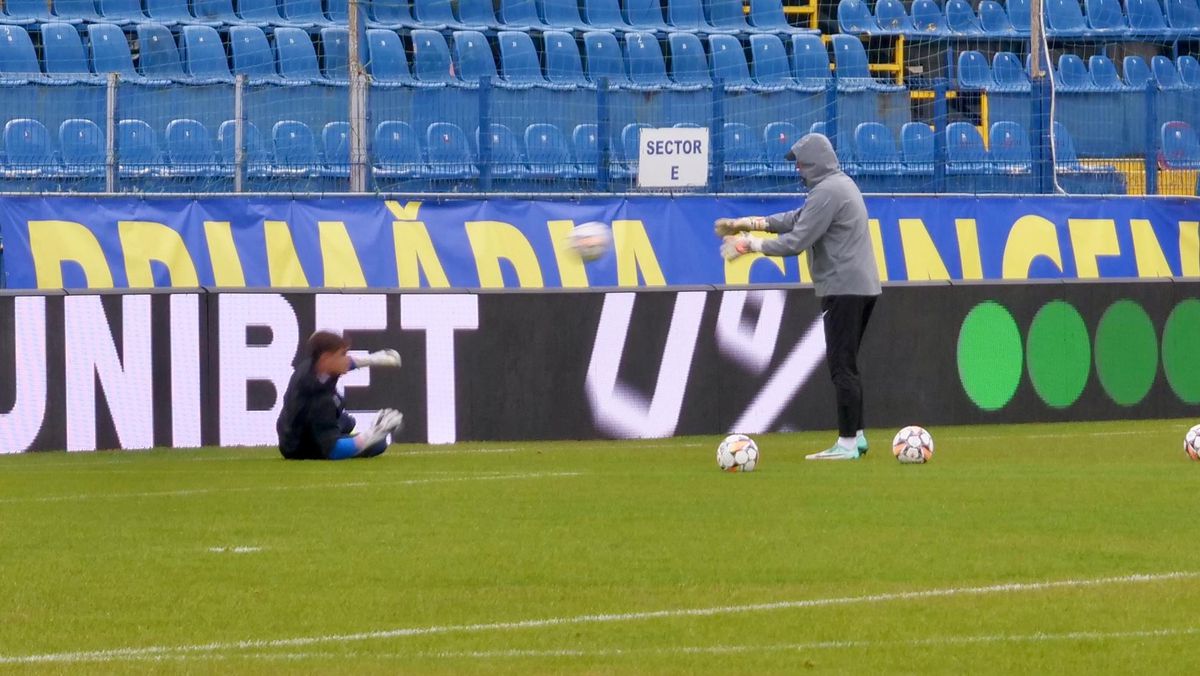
[354,349,402,369]
[714,217,766,237]
[720,235,762,261]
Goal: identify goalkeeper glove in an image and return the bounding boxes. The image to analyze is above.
[359,408,404,450]
[720,235,762,261]
[352,349,402,369]
[714,216,767,237]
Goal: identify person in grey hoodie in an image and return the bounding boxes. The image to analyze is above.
[716,133,882,461]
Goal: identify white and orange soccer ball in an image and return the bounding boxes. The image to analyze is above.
[893,426,934,464]
[717,434,759,472]
[568,221,613,262]
[1185,424,1200,461]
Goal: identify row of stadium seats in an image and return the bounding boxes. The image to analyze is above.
[0,0,812,36]
[957,50,1200,92]
[839,0,1200,38]
[0,23,891,93]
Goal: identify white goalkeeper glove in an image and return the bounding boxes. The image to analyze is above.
[358,408,404,450]
[353,349,401,369]
[714,216,768,237]
[720,235,762,261]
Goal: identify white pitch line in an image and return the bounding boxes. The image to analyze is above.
[951,430,1148,442]
[0,472,583,505]
[1,571,1193,665]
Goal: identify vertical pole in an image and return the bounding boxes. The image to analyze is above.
[348,0,368,192]
[597,77,610,192]
[712,78,725,193]
[933,80,948,192]
[1145,85,1158,195]
[234,74,246,193]
[105,73,118,193]
[1029,0,1054,193]
[478,76,492,192]
[824,70,838,156]
[0,234,6,289]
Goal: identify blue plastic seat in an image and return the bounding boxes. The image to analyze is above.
[477,123,527,179]
[1164,0,1200,30]
[901,121,935,173]
[97,0,148,25]
[830,34,902,91]
[1179,55,1200,88]
[618,122,648,176]
[1085,0,1131,33]
[626,31,686,90]
[498,30,559,88]
[193,0,241,25]
[368,0,416,28]
[668,32,711,87]
[625,0,671,31]
[271,120,320,176]
[667,0,735,33]
[957,50,996,91]
[763,121,800,173]
[319,27,349,83]
[1125,0,1175,36]
[572,123,603,179]
[544,30,589,87]
[497,0,546,30]
[946,0,985,34]
[989,121,1032,172]
[1152,54,1187,90]
[583,0,632,31]
[41,22,94,84]
[411,29,463,86]
[790,33,831,90]
[853,121,902,172]
[373,120,427,179]
[542,0,592,31]
[838,0,877,33]
[873,0,914,33]
[978,0,1017,34]
[749,0,811,34]
[366,28,422,87]
[710,33,775,92]
[1161,120,1200,168]
[458,0,503,29]
[146,0,221,27]
[4,0,54,22]
[1123,54,1152,87]
[2,119,54,176]
[180,25,236,84]
[275,27,331,84]
[992,51,1031,91]
[1044,0,1091,35]
[55,0,104,23]
[320,121,350,177]
[165,119,221,175]
[118,119,163,177]
[1052,120,1085,169]
[89,22,164,84]
[724,122,767,177]
[524,123,577,179]
[455,30,531,89]
[1089,54,1132,91]
[279,0,333,27]
[59,118,105,177]
[749,33,799,90]
[412,0,473,30]
[1056,54,1096,92]
[945,121,989,173]
[229,25,288,85]
[217,119,272,175]
[136,23,189,83]
[1005,0,1031,33]
[0,25,51,85]
[583,30,632,87]
[426,122,478,178]
[910,0,949,35]
[326,0,347,24]
[809,121,854,169]
[708,0,758,34]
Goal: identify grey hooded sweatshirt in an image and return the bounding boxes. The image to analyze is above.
[759,134,882,298]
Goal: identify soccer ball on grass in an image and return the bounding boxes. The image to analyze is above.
[717,434,759,472]
[892,426,934,464]
[1185,424,1200,461]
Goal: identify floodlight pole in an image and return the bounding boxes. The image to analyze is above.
[348,0,368,192]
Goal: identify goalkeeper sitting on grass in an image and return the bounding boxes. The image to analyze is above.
[276,331,405,460]
[716,132,882,461]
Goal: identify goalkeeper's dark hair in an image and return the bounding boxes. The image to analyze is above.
[308,331,349,362]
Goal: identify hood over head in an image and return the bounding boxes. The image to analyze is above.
[784,133,841,187]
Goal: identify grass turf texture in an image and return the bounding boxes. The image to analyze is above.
[2,419,1199,674]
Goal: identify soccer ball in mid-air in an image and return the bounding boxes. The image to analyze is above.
[569,221,613,261]
[717,434,759,472]
[1186,424,1200,461]
[893,426,934,464]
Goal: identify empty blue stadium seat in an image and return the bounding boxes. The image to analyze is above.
[837,0,877,33]
[1179,55,1200,88]
[0,25,49,85]
[240,0,299,27]
[667,0,734,33]
[749,33,799,90]
[319,27,349,83]
[368,0,416,29]
[625,31,680,90]
[708,0,758,33]
[749,0,810,34]
[1057,54,1096,92]
[411,29,461,86]
[59,118,105,177]
[118,119,162,176]
[477,123,527,178]
[1051,120,1124,194]
[524,122,577,179]
[218,119,272,174]
[4,0,53,22]
[992,51,1031,91]
[831,34,903,91]
[498,30,559,88]
[668,32,711,87]
[873,0,914,33]
[989,121,1032,172]
[455,30,530,88]
[146,0,221,27]
[426,122,478,178]
[1052,120,1084,169]
[89,22,164,84]
[1123,54,1153,87]
[373,120,427,179]
[946,0,985,34]
[910,0,949,35]
[1125,0,1175,37]
[230,25,288,85]
[1089,54,1132,90]
[271,120,320,175]
[165,119,220,175]
[55,0,103,23]
[97,0,148,25]
[544,30,589,87]
[625,0,671,31]
[180,25,236,84]
[497,0,546,30]
[619,122,648,175]
[1044,0,1091,35]
[1152,54,1187,89]
[542,0,592,31]
[1005,0,1031,33]
[275,27,329,84]
[458,0,503,29]
[723,122,767,176]
[853,121,902,171]
[945,122,989,172]
[571,123,601,179]
[583,30,632,87]
[413,0,471,30]
[958,51,996,91]
[321,121,350,177]
[365,28,421,87]
[136,23,189,82]
[1161,120,1200,168]
[710,33,776,91]
[327,0,347,25]
[1085,0,1131,33]
[901,121,935,172]
[193,0,241,25]
[2,119,53,175]
[978,0,1017,34]
[583,0,632,31]
[1164,0,1200,30]
[41,22,93,84]
[809,121,854,168]
[763,120,800,172]
[279,0,334,27]
[790,33,831,89]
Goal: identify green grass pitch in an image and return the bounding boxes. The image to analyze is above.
[2,419,1199,674]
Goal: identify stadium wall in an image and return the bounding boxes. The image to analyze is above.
[0,195,1198,289]
[2,281,1198,453]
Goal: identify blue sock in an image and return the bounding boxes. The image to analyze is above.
[328,436,359,460]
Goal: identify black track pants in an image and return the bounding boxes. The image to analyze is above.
[821,294,878,438]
